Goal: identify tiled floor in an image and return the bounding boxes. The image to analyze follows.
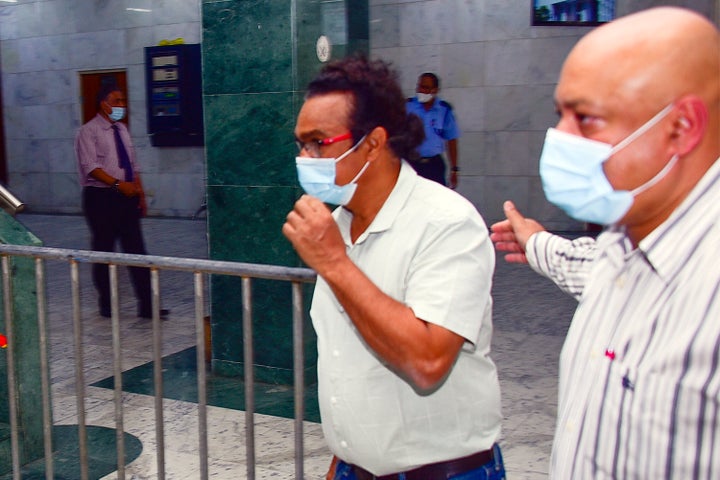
[9,212,579,479]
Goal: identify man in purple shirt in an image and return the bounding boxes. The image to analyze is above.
[75,83,167,319]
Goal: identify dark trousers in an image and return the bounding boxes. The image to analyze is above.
[82,187,151,314]
[409,155,446,186]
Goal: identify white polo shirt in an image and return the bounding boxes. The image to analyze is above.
[311,161,501,475]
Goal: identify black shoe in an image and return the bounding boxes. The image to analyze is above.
[138,308,170,319]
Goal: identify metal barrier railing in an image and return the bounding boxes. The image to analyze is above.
[0,243,316,480]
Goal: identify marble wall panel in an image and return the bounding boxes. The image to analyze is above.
[480,131,538,177]
[155,146,207,174]
[294,0,324,89]
[206,185,298,264]
[45,70,75,105]
[526,36,579,84]
[369,3,399,48]
[46,139,78,174]
[480,175,532,226]
[27,104,78,139]
[153,0,202,26]
[2,105,23,140]
[201,0,293,95]
[74,0,132,33]
[126,27,155,62]
[440,42,486,88]
[147,172,206,214]
[483,85,538,132]
[68,31,127,70]
[5,138,44,173]
[37,0,80,36]
[0,39,21,73]
[17,35,69,73]
[11,172,52,210]
[204,92,296,187]
[453,174,486,218]
[49,172,82,208]
[5,72,45,106]
[446,85,484,132]
[373,44,443,93]
[484,39,534,87]
[0,2,41,40]
[455,131,488,175]
[398,0,455,47]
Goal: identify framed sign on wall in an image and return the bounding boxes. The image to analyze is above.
[532,0,615,26]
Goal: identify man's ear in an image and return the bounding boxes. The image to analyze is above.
[671,95,707,156]
[99,99,111,115]
[366,126,388,161]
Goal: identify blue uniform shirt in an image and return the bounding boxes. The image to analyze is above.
[406,96,460,158]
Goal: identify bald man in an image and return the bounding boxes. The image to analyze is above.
[490,7,720,479]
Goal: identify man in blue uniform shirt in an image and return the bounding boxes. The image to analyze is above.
[406,73,460,188]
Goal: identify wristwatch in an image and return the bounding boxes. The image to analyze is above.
[112,179,120,190]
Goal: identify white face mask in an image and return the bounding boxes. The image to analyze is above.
[539,103,676,225]
[416,93,434,104]
[295,135,368,206]
[109,107,126,122]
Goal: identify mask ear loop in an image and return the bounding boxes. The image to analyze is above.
[631,154,679,197]
[345,135,371,184]
[610,103,675,154]
[334,134,368,164]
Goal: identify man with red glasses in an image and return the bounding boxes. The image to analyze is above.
[283,56,505,480]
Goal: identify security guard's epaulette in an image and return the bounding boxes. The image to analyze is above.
[438,99,454,111]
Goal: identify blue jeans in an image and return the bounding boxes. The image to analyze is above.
[333,444,506,480]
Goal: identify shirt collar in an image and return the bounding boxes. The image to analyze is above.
[335,161,417,245]
[96,113,115,130]
[592,157,720,280]
[638,157,720,280]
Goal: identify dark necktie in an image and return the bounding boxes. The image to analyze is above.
[112,124,134,182]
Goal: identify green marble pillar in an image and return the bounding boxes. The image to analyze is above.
[201,0,368,385]
[0,211,47,475]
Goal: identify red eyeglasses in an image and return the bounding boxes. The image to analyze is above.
[295,132,353,158]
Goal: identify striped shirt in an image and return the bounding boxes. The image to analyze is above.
[526,157,720,479]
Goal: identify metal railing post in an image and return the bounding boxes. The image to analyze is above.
[151,268,166,480]
[194,272,209,480]
[34,258,54,480]
[2,255,21,479]
[242,276,255,480]
[70,260,89,480]
[110,264,126,480]
[292,281,305,480]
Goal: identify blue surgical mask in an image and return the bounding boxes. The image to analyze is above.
[109,107,126,122]
[296,135,368,206]
[539,104,677,225]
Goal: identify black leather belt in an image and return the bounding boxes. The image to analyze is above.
[413,154,443,165]
[352,448,495,480]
